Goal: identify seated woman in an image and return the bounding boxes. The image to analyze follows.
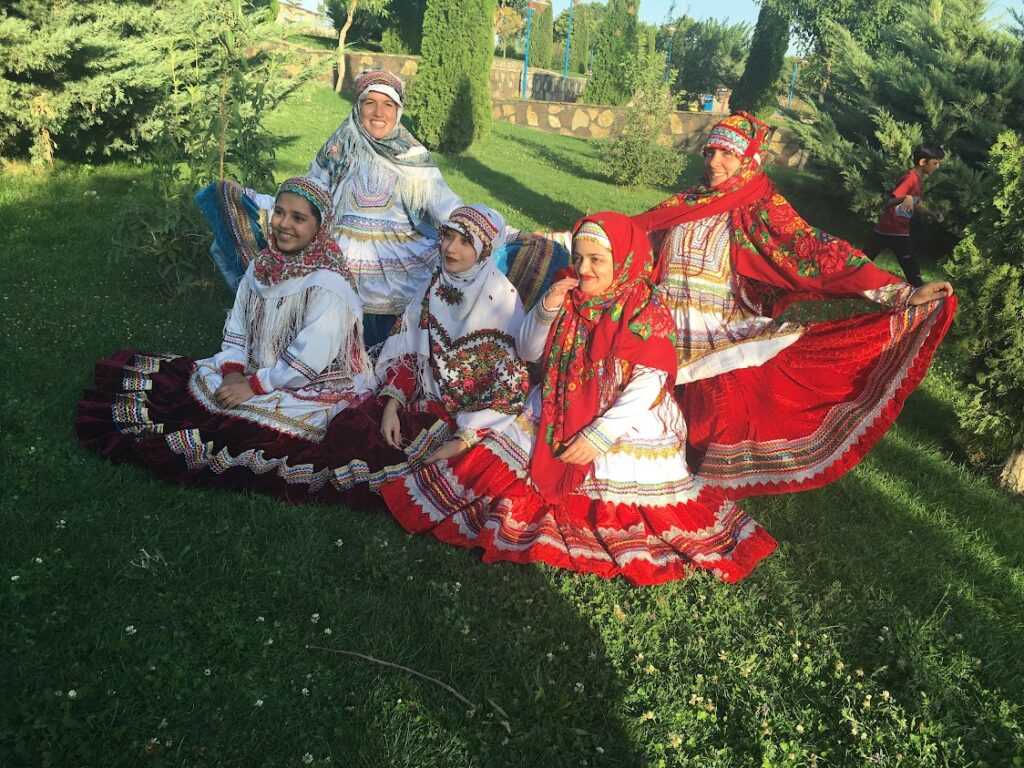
[76,178,375,502]
[323,204,532,509]
[631,111,957,499]
[197,68,463,347]
[382,212,777,586]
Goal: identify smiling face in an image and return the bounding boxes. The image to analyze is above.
[440,227,479,274]
[359,91,400,140]
[271,192,320,255]
[573,239,615,296]
[703,147,743,187]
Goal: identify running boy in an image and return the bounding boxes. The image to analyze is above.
[864,143,946,286]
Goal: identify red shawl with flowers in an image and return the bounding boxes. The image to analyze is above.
[530,212,678,503]
[632,159,904,315]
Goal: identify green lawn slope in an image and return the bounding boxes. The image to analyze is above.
[2,80,1022,767]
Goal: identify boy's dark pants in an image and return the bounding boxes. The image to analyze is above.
[864,232,923,286]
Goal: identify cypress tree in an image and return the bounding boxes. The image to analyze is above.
[584,0,638,105]
[406,0,496,152]
[729,2,789,116]
[529,3,554,70]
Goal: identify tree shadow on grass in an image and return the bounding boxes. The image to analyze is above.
[442,153,584,229]
[507,132,610,184]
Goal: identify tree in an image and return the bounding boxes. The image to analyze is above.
[528,2,554,70]
[406,0,496,152]
[494,5,524,58]
[555,3,602,74]
[326,0,391,93]
[380,0,427,53]
[584,0,639,105]
[943,131,1024,492]
[0,0,167,165]
[787,0,1024,233]
[729,2,790,116]
[666,17,751,102]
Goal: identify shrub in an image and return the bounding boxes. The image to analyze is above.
[583,0,637,106]
[603,52,683,187]
[729,2,789,117]
[406,0,496,153]
[943,130,1024,488]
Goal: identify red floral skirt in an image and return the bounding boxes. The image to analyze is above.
[681,297,957,497]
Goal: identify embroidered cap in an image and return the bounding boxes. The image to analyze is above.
[443,205,505,259]
[703,111,773,165]
[573,220,612,251]
[276,176,333,226]
[354,68,404,107]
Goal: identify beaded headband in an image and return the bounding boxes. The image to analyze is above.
[444,205,501,258]
[277,177,333,226]
[574,221,612,250]
[355,68,404,106]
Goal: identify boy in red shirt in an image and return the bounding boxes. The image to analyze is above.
[865,143,945,286]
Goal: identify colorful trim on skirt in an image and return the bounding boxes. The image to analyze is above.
[681,297,957,497]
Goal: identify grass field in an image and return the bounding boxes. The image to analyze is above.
[2,80,1023,767]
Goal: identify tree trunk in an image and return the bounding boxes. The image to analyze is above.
[334,0,358,94]
[1000,448,1024,494]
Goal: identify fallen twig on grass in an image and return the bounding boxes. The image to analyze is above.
[306,644,477,712]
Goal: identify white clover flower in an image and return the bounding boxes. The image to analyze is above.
[323,628,332,635]
[125,625,137,635]
[310,613,320,624]
[10,575,19,582]
[334,539,343,547]
[67,690,78,699]
[33,557,43,564]
[255,699,264,707]
[574,682,585,693]
[302,753,313,764]
[301,687,310,697]
[205,669,211,676]
[257,616,265,622]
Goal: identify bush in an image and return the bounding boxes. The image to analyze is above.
[729,2,789,117]
[943,131,1024,474]
[602,52,683,188]
[406,0,495,153]
[583,0,637,106]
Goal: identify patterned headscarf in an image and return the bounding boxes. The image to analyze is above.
[252,177,354,287]
[377,204,529,424]
[355,67,404,107]
[703,110,773,167]
[530,212,677,502]
[632,113,904,308]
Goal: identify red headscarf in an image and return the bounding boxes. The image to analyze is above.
[632,111,903,313]
[530,212,677,502]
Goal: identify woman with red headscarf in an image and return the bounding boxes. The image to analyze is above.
[633,111,956,498]
[381,212,777,586]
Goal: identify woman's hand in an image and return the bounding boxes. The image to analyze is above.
[215,379,255,408]
[380,398,404,450]
[543,276,579,310]
[557,434,600,465]
[424,438,469,466]
[908,281,954,306]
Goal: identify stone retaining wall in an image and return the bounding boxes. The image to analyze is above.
[492,98,806,168]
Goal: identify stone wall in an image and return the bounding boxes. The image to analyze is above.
[491,99,806,168]
[343,53,585,102]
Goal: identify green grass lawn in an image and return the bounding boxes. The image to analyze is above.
[2,80,1023,767]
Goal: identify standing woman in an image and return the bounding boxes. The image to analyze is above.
[632,112,957,498]
[199,68,463,346]
[323,204,532,508]
[383,213,777,586]
[77,178,374,502]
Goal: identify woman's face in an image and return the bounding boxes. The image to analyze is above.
[440,227,479,274]
[703,147,743,187]
[359,92,399,140]
[573,239,615,296]
[271,192,320,254]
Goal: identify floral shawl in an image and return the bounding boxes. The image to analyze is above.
[530,212,678,502]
